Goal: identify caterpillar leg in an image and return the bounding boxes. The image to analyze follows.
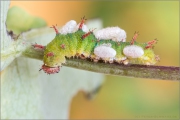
[114,57,127,64]
[109,58,114,64]
[93,56,100,63]
[122,59,129,65]
[39,64,60,74]
[79,54,86,59]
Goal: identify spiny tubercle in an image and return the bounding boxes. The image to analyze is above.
[79,16,87,30]
[51,25,59,34]
[130,31,139,45]
[82,29,96,39]
[145,39,158,49]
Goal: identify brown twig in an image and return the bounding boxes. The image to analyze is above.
[23,46,180,81]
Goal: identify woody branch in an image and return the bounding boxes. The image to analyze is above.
[23,45,179,81]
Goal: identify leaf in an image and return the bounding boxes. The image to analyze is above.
[1,1,11,51]
[1,3,104,119]
[1,6,47,72]
[6,6,47,34]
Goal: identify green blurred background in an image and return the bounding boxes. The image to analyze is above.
[10,1,179,119]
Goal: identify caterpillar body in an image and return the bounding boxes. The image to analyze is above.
[38,17,159,74]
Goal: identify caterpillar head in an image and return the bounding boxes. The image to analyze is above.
[40,64,60,74]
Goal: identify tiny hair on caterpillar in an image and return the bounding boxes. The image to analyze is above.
[34,17,160,74]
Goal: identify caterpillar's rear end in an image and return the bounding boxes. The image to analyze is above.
[39,17,159,74]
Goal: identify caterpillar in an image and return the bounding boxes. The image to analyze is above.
[36,17,160,74]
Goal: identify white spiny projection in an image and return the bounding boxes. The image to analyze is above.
[60,20,77,34]
[94,27,126,42]
[123,45,144,58]
[94,43,116,58]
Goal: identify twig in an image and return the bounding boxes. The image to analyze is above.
[22,46,180,81]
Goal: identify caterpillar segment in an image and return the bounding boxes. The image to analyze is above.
[38,17,159,74]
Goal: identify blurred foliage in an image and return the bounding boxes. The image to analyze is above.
[71,1,179,119]
[6,6,46,34]
[10,1,179,119]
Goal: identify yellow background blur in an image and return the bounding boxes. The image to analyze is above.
[10,1,179,119]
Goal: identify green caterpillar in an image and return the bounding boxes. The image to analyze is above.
[36,17,159,74]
